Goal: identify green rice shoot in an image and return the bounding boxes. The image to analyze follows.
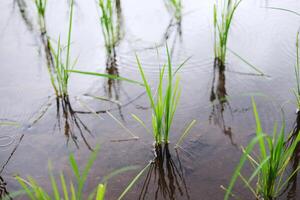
[34,0,47,33]
[214,0,242,66]
[133,46,195,145]
[48,0,75,97]
[99,0,119,55]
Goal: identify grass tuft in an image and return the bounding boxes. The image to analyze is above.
[224,98,300,200]
[99,0,119,55]
[48,0,75,97]
[214,0,242,67]
[14,146,140,200]
[135,46,181,144]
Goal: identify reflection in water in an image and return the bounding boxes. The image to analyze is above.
[115,0,124,43]
[164,0,182,25]
[55,96,93,151]
[105,49,120,101]
[141,2,182,57]
[139,145,190,200]
[209,59,236,146]
[14,0,33,31]
[0,134,24,200]
[285,111,300,199]
[28,96,93,150]
[101,0,126,119]
[163,19,182,58]
[0,176,10,200]
[102,0,124,101]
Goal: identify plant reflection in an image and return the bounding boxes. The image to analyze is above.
[14,0,33,31]
[0,134,24,200]
[284,111,300,199]
[0,176,10,200]
[209,59,236,146]
[139,144,190,200]
[55,96,93,151]
[28,96,93,150]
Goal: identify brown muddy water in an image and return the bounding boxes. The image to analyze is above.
[1,0,300,199]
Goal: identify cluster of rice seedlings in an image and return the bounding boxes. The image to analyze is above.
[14,147,139,200]
[70,46,194,146]
[224,98,300,200]
[164,0,182,22]
[134,47,182,145]
[99,0,120,55]
[213,0,242,68]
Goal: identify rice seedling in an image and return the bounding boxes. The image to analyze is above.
[33,0,75,97]
[214,0,242,68]
[134,47,183,145]
[47,0,75,97]
[14,146,139,200]
[70,45,194,145]
[34,0,47,34]
[224,98,300,200]
[99,0,120,55]
[164,0,182,22]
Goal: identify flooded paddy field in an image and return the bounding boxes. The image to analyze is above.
[1,0,300,199]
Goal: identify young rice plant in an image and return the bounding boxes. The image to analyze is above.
[224,98,300,200]
[48,0,75,97]
[99,0,119,55]
[214,0,242,67]
[14,147,140,200]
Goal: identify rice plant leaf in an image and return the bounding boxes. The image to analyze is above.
[49,169,60,200]
[131,113,151,134]
[252,98,267,159]
[175,120,196,148]
[69,154,80,181]
[70,182,76,200]
[96,184,106,200]
[69,70,144,86]
[247,156,270,184]
[227,48,265,75]
[103,166,139,183]
[81,145,101,186]
[60,172,69,200]
[224,134,266,200]
[173,56,192,76]
[15,176,35,200]
[117,163,151,200]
